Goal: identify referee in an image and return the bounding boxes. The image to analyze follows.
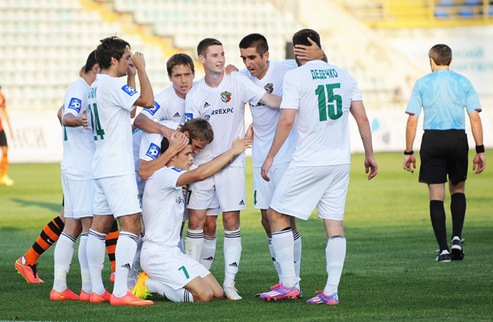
[403,44,486,262]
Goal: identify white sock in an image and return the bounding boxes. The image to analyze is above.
[200,235,217,270]
[323,236,346,295]
[78,233,91,294]
[146,278,194,302]
[185,229,204,262]
[268,238,281,283]
[272,229,296,288]
[224,229,241,286]
[113,231,139,298]
[53,233,75,292]
[86,229,107,295]
[293,231,302,282]
[130,234,143,289]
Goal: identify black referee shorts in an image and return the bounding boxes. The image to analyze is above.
[419,130,469,185]
[0,130,7,147]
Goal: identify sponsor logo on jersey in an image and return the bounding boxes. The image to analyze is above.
[173,112,181,118]
[184,113,193,122]
[145,143,160,159]
[211,107,234,116]
[145,101,160,115]
[220,91,232,103]
[239,199,245,206]
[68,97,82,113]
[203,102,211,108]
[121,84,138,96]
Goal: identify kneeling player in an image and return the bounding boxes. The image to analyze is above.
[133,126,251,302]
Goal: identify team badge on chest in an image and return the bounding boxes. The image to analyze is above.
[220,91,232,103]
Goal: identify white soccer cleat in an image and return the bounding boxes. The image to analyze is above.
[0,175,14,187]
[224,284,242,300]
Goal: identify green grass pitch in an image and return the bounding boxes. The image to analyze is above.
[1,152,492,321]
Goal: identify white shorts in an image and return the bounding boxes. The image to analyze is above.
[270,164,350,221]
[253,163,289,210]
[93,174,141,217]
[187,167,245,212]
[61,174,94,219]
[141,243,209,290]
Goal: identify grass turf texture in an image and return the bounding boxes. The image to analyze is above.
[1,152,492,321]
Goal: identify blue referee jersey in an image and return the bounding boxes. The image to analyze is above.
[406,70,481,130]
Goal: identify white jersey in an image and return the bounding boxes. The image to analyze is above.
[61,77,95,180]
[241,61,296,168]
[88,74,139,179]
[142,166,186,247]
[184,72,265,166]
[138,85,191,124]
[281,60,362,166]
[133,120,179,195]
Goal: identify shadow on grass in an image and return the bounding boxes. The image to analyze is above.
[10,198,61,213]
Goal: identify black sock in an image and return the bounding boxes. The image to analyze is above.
[430,200,448,251]
[451,193,466,239]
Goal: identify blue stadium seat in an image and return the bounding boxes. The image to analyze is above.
[438,0,455,6]
[459,6,475,17]
[434,7,450,17]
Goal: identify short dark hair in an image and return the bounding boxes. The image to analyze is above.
[166,53,195,77]
[429,44,452,66]
[239,33,269,56]
[197,38,223,57]
[292,29,321,48]
[84,50,98,74]
[182,118,214,143]
[95,36,130,70]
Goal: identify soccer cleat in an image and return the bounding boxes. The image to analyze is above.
[79,290,91,302]
[110,291,154,306]
[0,175,14,187]
[306,291,339,305]
[14,257,44,284]
[224,284,242,300]
[109,272,115,283]
[435,249,451,262]
[132,272,152,299]
[450,237,465,261]
[89,290,111,303]
[259,284,300,301]
[50,288,80,301]
[255,283,280,298]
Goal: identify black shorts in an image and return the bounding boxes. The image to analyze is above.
[419,130,469,184]
[0,130,7,147]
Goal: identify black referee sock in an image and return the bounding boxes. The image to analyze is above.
[451,193,466,239]
[430,200,448,251]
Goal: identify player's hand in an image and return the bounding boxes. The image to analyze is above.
[230,137,252,156]
[293,37,324,61]
[261,156,274,182]
[169,131,189,153]
[80,110,90,130]
[365,156,378,180]
[131,51,146,72]
[225,64,239,75]
[473,153,486,174]
[245,123,254,141]
[403,155,416,173]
